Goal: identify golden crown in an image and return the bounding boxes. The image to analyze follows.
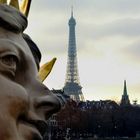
[0,0,31,17]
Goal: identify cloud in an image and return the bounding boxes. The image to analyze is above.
[78,18,140,40]
[25,0,140,102]
[119,40,140,63]
[31,0,140,13]
[89,0,140,15]
[29,0,140,25]
[26,0,140,56]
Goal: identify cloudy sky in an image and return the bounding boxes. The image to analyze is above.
[25,0,140,103]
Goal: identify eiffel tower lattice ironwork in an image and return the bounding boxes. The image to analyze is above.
[63,8,84,102]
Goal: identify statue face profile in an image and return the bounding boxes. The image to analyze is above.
[0,4,61,140]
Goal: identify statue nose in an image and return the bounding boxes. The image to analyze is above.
[34,94,61,120]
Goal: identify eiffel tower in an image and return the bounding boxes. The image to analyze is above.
[63,8,84,102]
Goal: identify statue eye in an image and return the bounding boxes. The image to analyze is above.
[0,53,19,78]
[1,55,18,67]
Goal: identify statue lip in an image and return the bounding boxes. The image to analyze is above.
[27,119,48,137]
[18,114,48,138]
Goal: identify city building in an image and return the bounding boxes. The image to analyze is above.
[120,80,130,106]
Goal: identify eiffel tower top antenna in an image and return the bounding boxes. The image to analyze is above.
[71,5,73,17]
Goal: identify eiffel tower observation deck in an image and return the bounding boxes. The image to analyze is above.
[63,8,84,102]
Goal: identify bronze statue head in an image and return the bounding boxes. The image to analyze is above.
[0,4,61,140]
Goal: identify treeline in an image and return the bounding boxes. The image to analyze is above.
[55,100,140,138]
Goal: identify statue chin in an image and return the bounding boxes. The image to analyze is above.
[0,4,62,140]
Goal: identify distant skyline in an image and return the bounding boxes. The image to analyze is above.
[26,0,140,103]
